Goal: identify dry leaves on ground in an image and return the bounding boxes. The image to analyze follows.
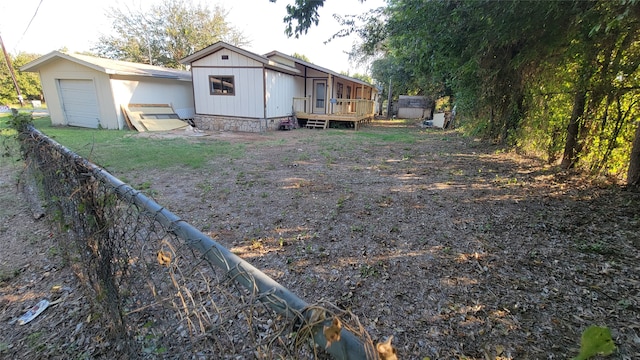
[1,120,639,359]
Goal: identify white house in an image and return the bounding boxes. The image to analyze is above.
[180,42,377,132]
[21,52,194,130]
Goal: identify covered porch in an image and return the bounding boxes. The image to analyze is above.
[293,97,375,130]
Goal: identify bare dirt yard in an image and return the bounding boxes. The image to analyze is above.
[1,119,639,359]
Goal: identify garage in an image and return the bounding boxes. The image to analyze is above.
[58,79,100,128]
[21,51,194,130]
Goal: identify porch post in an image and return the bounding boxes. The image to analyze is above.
[328,74,333,114]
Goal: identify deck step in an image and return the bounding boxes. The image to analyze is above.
[306,119,328,129]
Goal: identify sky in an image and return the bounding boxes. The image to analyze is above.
[0,0,386,74]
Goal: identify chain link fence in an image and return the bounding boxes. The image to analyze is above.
[17,123,377,359]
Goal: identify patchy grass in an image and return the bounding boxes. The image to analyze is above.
[31,117,245,173]
[3,117,639,359]
[0,113,21,165]
[351,128,420,144]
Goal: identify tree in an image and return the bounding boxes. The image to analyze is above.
[356,1,638,174]
[271,0,380,39]
[348,73,372,83]
[629,123,640,186]
[94,0,248,68]
[292,52,311,62]
[389,1,579,139]
[280,0,640,182]
[0,52,42,105]
[270,0,324,38]
[560,1,640,170]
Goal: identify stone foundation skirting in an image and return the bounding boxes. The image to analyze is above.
[193,115,292,133]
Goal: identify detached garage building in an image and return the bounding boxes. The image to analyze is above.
[21,51,194,129]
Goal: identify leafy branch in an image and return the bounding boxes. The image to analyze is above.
[573,325,616,360]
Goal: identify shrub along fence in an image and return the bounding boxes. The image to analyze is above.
[17,123,377,359]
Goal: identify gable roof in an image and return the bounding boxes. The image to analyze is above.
[20,51,192,81]
[264,50,375,89]
[181,42,374,89]
[180,41,300,75]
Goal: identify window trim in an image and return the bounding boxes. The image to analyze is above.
[209,75,235,96]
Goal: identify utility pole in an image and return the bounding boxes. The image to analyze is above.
[0,33,24,107]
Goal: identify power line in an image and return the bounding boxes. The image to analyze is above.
[0,34,24,106]
[14,0,45,51]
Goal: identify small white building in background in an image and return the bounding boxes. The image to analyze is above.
[21,52,194,129]
[397,95,432,119]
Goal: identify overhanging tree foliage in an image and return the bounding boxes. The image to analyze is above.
[0,52,42,105]
[291,52,311,62]
[384,1,582,139]
[274,0,324,38]
[331,0,639,184]
[94,0,248,69]
[270,0,330,38]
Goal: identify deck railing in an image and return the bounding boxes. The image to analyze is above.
[333,99,375,117]
[293,97,375,118]
[293,96,311,114]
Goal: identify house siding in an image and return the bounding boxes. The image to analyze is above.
[183,43,379,133]
[303,67,329,98]
[191,66,264,119]
[294,76,305,97]
[23,52,195,130]
[109,75,194,129]
[266,54,296,68]
[191,48,265,120]
[191,49,263,68]
[265,69,296,118]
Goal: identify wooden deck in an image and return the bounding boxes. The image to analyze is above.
[295,112,373,130]
[293,98,375,130]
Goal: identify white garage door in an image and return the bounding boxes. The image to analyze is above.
[59,79,100,128]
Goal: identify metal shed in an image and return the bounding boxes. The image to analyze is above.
[21,51,194,129]
[397,95,433,119]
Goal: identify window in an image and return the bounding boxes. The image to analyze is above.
[336,83,343,98]
[356,87,363,99]
[315,81,326,108]
[209,75,235,95]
